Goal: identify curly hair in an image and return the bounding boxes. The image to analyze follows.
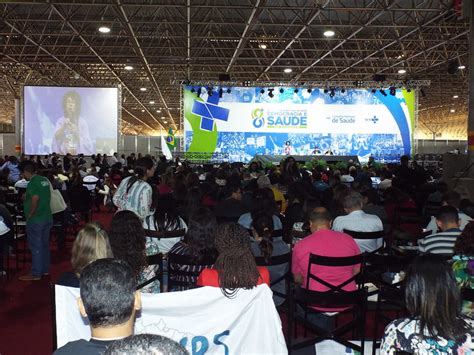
[251,211,274,263]
[454,221,474,256]
[109,210,147,279]
[185,207,217,262]
[215,223,260,298]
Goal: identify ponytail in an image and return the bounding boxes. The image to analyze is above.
[259,227,273,263]
[251,211,274,263]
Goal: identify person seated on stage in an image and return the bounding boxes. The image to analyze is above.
[332,190,384,253]
[418,206,462,256]
[380,255,473,354]
[54,259,141,355]
[56,223,113,288]
[197,223,270,297]
[104,334,187,355]
[425,191,472,234]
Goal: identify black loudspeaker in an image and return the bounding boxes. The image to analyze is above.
[219,74,231,81]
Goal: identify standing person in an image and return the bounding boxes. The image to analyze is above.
[113,157,155,220]
[18,161,53,281]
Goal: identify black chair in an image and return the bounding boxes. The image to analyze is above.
[343,229,385,254]
[69,184,92,223]
[393,207,424,245]
[143,228,186,240]
[255,252,291,304]
[371,283,405,355]
[167,253,214,291]
[287,253,367,354]
[137,253,164,292]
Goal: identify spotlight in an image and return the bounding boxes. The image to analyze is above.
[379,89,387,96]
[371,88,377,94]
[207,87,213,96]
[407,88,412,93]
[260,88,265,94]
[197,88,202,97]
[279,88,284,94]
[307,88,312,93]
[294,89,299,94]
[324,88,328,94]
[226,88,231,94]
[219,88,224,98]
[341,88,346,94]
[389,87,396,96]
[190,88,195,93]
[268,89,274,98]
[329,88,335,97]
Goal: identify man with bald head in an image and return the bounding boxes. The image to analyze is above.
[292,207,361,290]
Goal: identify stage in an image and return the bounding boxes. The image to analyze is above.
[253,154,360,165]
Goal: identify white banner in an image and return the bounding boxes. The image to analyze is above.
[55,284,287,355]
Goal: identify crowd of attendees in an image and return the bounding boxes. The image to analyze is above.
[1,151,474,354]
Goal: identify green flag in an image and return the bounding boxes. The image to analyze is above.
[166,127,175,150]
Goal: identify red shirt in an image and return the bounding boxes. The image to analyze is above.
[197,267,270,287]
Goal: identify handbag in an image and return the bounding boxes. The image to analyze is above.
[49,182,67,214]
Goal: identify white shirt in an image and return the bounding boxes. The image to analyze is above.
[332,210,384,253]
[425,211,472,234]
[143,215,187,254]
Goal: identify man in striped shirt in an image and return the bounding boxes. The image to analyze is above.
[418,206,461,255]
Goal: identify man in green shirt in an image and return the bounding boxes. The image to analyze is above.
[18,161,53,281]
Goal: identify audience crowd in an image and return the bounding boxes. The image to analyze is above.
[1,151,474,354]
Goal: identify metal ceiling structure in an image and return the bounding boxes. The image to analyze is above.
[0,0,470,139]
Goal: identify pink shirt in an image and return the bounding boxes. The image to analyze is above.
[292,229,361,293]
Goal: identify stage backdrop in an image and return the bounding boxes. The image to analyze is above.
[183,86,415,163]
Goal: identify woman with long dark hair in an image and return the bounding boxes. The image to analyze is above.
[452,221,474,318]
[380,254,473,353]
[251,211,289,305]
[198,223,270,298]
[109,210,147,286]
[113,157,155,220]
[168,207,217,290]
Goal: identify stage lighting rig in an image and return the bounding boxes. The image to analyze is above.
[226,88,231,94]
[260,89,265,94]
[268,89,275,98]
[294,89,299,94]
[329,88,335,97]
[197,88,202,97]
[279,88,284,93]
[389,87,396,96]
[307,88,312,93]
[371,88,377,94]
[190,87,195,93]
[341,88,346,94]
[323,88,328,94]
[207,87,213,96]
[219,88,224,98]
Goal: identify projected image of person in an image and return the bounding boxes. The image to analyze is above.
[51,91,93,155]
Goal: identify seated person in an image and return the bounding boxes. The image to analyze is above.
[238,188,283,230]
[418,206,461,255]
[197,223,270,297]
[104,334,187,355]
[452,221,474,318]
[214,183,247,221]
[56,223,113,287]
[54,259,141,355]
[168,207,217,291]
[381,255,473,354]
[425,191,472,234]
[332,190,383,253]
[250,211,289,306]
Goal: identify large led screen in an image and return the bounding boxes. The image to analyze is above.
[183,86,415,163]
[24,86,119,155]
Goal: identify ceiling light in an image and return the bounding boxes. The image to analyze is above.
[453,95,459,98]
[140,87,147,91]
[124,65,134,71]
[163,120,168,123]
[259,44,267,49]
[98,26,111,33]
[161,116,166,119]
[141,109,145,112]
[323,30,335,37]
[458,65,466,70]
[149,101,155,104]
[284,68,292,73]
[156,109,161,113]
[450,109,456,113]
[398,69,406,74]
